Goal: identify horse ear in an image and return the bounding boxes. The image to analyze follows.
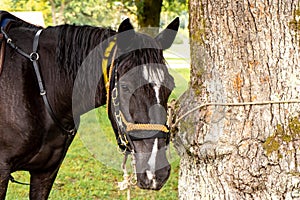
[117,18,135,50]
[155,17,180,50]
[118,18,134,33]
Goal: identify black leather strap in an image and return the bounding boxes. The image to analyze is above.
[31,30,45,94]
[1,27,31,60]
[31,29,76,135]
[1,27,76,135]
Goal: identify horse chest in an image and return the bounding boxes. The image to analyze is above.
[22,134,68,171]
[0,123,69,171]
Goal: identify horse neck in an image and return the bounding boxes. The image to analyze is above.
[48,25,116,117]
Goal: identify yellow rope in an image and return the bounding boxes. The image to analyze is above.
[120,112,169,133]
[127,123,169,132]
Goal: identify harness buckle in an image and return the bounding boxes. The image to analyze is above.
[30,52,39,61]
[112,87,118,99]
[112,88,119,106]
[40,90,46,96]
[115,110,123,126]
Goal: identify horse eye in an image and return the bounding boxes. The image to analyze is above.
[150,82,156,87]
[120,84,130,92]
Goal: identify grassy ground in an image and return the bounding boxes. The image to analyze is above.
[6,68,189,200]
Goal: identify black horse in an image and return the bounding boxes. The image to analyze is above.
[0,11,179,199]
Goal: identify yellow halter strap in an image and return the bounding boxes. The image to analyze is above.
[102,39,117,95]
[102,39,117,111]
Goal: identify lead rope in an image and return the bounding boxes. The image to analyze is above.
[118,151,137,200]
[101,41,136,198]
[169,99,300,130]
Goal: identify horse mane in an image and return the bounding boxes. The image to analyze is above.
[55,24,116,77]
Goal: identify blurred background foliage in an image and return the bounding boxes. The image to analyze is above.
[1,0,188,30]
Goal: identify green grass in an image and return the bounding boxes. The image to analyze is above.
[169,68,190,100]
[6,68,189,200]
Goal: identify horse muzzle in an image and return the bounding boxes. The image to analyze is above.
[132,137,171,190]
[136,161,171,190]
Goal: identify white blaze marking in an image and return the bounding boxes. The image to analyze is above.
[142,65,165,104]
[153,86,160,104]
[146,138,158,181]
[142,65,165,186]
[142,65,165,84]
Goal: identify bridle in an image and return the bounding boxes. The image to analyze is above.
[103,38,171,190]
[102,39,171,152]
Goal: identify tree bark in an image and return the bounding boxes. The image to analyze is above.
[174,0,300,199]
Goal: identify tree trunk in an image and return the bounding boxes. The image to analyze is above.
[49,0,57,25]
[173,0,300,199]
[135,0,162,36]
[58,0,65,24]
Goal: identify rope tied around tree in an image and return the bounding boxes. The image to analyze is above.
[168,99,300,130]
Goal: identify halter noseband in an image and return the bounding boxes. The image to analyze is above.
[102,39,170,151]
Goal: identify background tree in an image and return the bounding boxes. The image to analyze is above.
[3,0,187,30]
[111,0,186,26]
[48,0,69,25]
[136,0,162,28]
[108,0,187,35]
[173,0,300,199]
[47,0,121,26]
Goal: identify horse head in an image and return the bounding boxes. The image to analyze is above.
[107,18,179,190]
